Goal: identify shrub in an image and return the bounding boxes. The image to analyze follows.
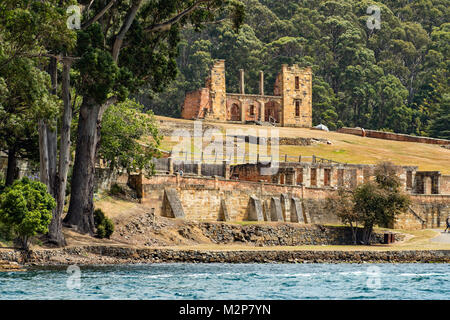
[93,208,114,239]
[0,177,54,250]
[103,218,114,238]
[109,183,124,196]
[96,223,106,239]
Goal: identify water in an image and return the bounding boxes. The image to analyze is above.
[0,263,449,300]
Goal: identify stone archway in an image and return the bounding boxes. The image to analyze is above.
[265,101,281,123]
[230,103,241,121]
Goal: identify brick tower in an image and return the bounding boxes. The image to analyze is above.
[276,64,312,127]
[206,59,227,121]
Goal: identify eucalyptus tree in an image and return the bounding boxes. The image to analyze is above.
[1,0,77,246]
[63,0,244,235]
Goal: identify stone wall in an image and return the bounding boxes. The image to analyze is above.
[394,209,426,230]
[409,194,450,229]
[3,246,449,265]
[181,61,313,128]
[139,174,340,224]
[337,127,450,145]
[393,194,450,230]
[94,168,129,193]
[279,64,312,128]
[442,175,450,195]
[113,173,450,230]
[206,59,227,121]
[197,223,403,246]
[231,162,418,192]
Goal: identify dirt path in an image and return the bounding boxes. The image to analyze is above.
[431,229,450,244]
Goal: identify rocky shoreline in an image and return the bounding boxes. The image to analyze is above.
[1,245,449,268]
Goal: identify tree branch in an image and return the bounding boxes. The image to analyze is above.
[111,0,142,62]
[145,0,211,33]
[82,0,117,29]
[99,96,118,120]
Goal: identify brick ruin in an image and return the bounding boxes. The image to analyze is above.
[121,173,449,231]
[231,162,450,196]
[181,60,313,127]
[146,157,450,196]
[101,158,449,231]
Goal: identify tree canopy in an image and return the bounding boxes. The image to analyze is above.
[143,0,449,138]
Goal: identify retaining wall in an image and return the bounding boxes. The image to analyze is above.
[127,174,450,229]
[337,127,450,145]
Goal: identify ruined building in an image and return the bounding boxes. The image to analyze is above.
[181,60,313,127]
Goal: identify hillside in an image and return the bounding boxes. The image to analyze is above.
[140,0,450,140]
[156,116,450,174]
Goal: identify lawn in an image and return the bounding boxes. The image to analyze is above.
[157,116,450,173]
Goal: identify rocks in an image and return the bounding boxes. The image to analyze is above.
[1,246,449,265]
[0,260,25,272]
[196,222,404,246]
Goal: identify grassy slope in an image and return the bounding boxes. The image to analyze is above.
[156,116,450,174]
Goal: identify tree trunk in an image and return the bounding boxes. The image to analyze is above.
[350,223,357,245]
[46,59,71,247]
[64,99,101,235]
[37,57,65,246]
[362,224,373,245]
[5,146,17,186]
[38,119,50,187]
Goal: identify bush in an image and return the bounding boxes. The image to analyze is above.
[0,220,14,243]
[109,183,124,196]
[93,209,114,239]
[0,177,54,250]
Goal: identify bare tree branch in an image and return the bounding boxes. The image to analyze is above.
[111,0,142,62]
[99,96,118,119]
[145,0,211,33]
[82,0,117,29]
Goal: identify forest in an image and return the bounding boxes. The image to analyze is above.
[143,0,449,139]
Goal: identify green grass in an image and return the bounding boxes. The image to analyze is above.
[157,116,450,172]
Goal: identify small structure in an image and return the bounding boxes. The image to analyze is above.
[313,124,329,132]
[162,188,185,218]
[248,196,264,221]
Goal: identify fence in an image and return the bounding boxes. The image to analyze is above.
[163,151,341,165]
[151,152,342,177]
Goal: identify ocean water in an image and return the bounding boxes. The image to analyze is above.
[0,263,449,300]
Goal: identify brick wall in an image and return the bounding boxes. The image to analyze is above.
[337,127,450,145]
[181,88,210,120]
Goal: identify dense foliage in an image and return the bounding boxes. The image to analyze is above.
[100,99,161,174]
[142,0,449,138]
[0,177,54,249]
[93,209,114,239]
